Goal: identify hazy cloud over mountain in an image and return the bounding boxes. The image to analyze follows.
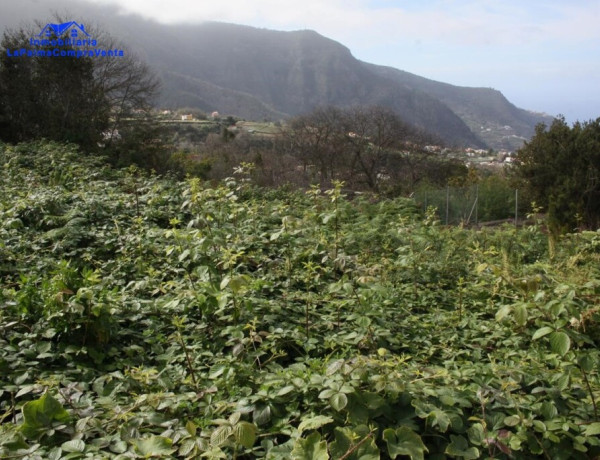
[2,0,598,122]
[73,0,600,123]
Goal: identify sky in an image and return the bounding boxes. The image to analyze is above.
[6,0,600,122]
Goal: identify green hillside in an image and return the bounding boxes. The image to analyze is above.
[1,141,599,459]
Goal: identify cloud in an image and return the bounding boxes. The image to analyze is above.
[25,0,597,120]
[81,0,600,47]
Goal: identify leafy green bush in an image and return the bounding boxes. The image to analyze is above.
[0,141,599,459]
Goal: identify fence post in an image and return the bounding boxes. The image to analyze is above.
[515,189,518,228]
[475,184,478,226]
[445,186,449,225]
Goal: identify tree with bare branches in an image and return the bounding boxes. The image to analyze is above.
[0,17,159,152]
[286,105,441,191]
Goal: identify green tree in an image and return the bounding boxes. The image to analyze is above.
[0,18,158,152]
[513,116,600,231]
[0,25,109,148]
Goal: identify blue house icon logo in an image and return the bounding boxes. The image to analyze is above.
[38,22,91,39]
[7,20,124,58]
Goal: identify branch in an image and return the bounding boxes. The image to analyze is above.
[338,431,375,460]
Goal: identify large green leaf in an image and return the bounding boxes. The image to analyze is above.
[445,435,479,459]
[234,421,257,449]
[513,303,528,326]
[291,432,329,460]
[21,393,70,439]
[504,415,520,427]
[61,439,85,453]
[540,401,558,420]
[110,440,128,454]
[253,404,272,426]
[532,326,554,340]
[549,331,570,356]
[178,439,197,457]
[329,426,380,460]
[298,415,334,433]
[466,423,485,446]
[211,425,233,447]
[330,393,348,411]
[22,393,70,428]
[133,436,176,457]
[383,427,428,460]
[578,352,596,372]
[495,305,512,322]
[583,423,600,436]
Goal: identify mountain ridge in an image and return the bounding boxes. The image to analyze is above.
[0,3,554,148]
[362,62,553,149]
[131,21,486,147]
[105,19,553,148]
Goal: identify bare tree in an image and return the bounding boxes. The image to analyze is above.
[286,106,347,184]
[0,16,159,152]
[286,105,439,191]
[90,29,160,144]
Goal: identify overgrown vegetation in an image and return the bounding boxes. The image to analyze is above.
[414,172,524,225]
[1,140,599,459]
[513,116,600,231]
[183,106,469,194]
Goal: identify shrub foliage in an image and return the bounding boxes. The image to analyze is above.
[513,117,600,231]
[1,141,600,459]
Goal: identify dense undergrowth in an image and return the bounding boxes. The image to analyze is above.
[1,141,599,459]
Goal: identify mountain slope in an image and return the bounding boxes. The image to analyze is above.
[158,70,287,121]
[128,22,484,147]
[118,20,552,148]
[363,63,554,149]
[0,2,553,148]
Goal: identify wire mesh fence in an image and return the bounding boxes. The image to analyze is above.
[414,184,525,226]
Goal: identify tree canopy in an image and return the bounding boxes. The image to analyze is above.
[0,19,159,151]
[286,105,460,193]
[513,116,600,231]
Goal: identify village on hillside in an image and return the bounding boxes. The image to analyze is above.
[152,108,519,167]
